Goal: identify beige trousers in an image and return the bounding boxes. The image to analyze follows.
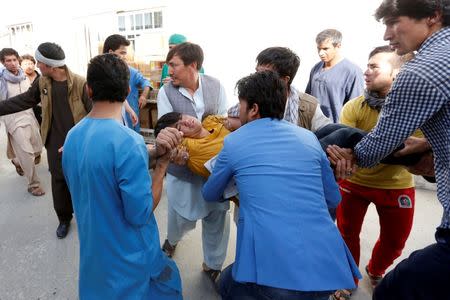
[8,126,41,189]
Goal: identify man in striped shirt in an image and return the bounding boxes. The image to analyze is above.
[329,0,449,299]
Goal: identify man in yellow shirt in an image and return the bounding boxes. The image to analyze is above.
[333,46,421,299]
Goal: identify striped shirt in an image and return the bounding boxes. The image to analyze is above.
[355,27,450,229]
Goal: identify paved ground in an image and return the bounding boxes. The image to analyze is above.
[0,125,441,300]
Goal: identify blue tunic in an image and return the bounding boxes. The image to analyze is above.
[305,58,364,123]
[62,118,182,300]
[127,66,152,132]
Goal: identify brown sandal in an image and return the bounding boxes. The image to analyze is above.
[332,289,353,300]
[202,262,221,284]
[28,186,45,197]
[11,160,24,176]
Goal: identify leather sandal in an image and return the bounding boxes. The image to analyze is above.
[332,289,353,300]
[11,160,24,176]
[28,186,45,196]
[162,239,177,257]
[202,262,221,285]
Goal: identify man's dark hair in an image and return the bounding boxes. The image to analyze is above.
[166,42,204,70]
[0,48,20,63]
[87,54,129,103]
[375,0,450,26]
[256,47,300,87]
[236,71,287,120]
[154,112,182,137]
[316,29,342,46]
[369,45,413,69]
[37,42,65,60]
[20,54,36,64]
[102,34,130,53]
[369,45,394,59]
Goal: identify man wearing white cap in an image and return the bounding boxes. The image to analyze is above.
[0,42,92,239]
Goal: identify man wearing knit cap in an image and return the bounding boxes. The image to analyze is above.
[0,42,92,239]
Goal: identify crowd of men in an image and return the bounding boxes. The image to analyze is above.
[0,0,449,299]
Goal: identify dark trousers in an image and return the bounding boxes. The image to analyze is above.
[315,124,424,166]
[47,148,73,223]
[218,264,331,300]
[50,171,73,223]
[373,228,450,300]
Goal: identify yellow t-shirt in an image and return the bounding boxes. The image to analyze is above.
[340,95,423,189]
[182,115,230,178]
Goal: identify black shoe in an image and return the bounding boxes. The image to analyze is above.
[56,222,70,239]
[162,239,177,257]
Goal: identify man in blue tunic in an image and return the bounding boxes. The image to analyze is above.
[62,54,182,299]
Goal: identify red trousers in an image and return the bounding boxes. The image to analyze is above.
[336,180,415,281]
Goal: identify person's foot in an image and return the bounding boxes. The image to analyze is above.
[365,265,383,288]
[34,155,41,165]
[56,222,71,239]
[162,239,177,257]
[11,160,24,176]
[202,262,221,287]
[28,186,45,196]
[332,289,353,300]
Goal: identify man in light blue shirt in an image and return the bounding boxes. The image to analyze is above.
[203,71,360,299]
[103,34,152,132]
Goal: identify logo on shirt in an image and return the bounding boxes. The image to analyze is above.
[398,195,412,208]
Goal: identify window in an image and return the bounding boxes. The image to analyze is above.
[129,15,135,31]
[144,13,152,29]
[154,11,163,28]
[117,10,163,33]
[135,14,143,30]
[118,16,125,32]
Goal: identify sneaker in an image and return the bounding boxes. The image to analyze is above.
[162,239,177,257]
[365,265,383,288]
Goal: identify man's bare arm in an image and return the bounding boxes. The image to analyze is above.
[394,136,431,157]
[151,153,170,211]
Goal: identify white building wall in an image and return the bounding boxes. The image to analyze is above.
[1,0,387,108]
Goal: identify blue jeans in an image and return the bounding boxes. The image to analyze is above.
[373,228,450,300]
[218,264,332,300]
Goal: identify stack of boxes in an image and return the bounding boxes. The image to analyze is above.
[137,60,164,131]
